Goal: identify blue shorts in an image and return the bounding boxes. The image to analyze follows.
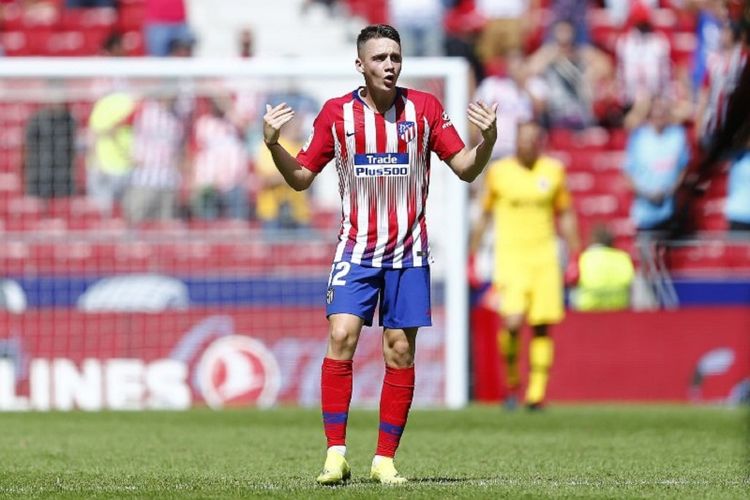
[325,262,432,329]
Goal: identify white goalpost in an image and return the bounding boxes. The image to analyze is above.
[0,57,470,410]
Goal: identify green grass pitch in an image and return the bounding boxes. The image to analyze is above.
[0,405,747,498]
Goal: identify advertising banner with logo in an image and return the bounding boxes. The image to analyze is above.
[0,309,446,411]
[472,305,750,403]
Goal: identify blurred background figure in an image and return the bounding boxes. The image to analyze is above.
[253,123,310,232]
[623,95,690,232]
[238,26,254,58]
[475,0,540,63]
[695,20,746,151]
[572,223,635,311]
[24,82,77,200]
[123,93,186,224]
[470,121,579,410]
[389,0,444,57]
[615,1,672,111]
[691,0,731,93]
[86,92,136,216]
[548,0,590,45]
[189,95,250,221]
[143,0,195,57]
[442,0,487,86]
[472,51,546,161]
[101,32,127,57]
[528,20,612,129]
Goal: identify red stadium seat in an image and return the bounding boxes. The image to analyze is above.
[59,7,117,30]
[117,3,146,32]
[725,244,750,271]
[0,173,21,194]
[122,31,146,56]
[0,31,32,56]
[667,242,730,274]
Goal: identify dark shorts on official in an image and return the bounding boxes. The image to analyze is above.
[325,262,432,329]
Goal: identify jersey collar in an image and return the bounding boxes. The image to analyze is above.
[353,87,402,114]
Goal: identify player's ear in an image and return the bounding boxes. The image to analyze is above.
[355,57,364,74]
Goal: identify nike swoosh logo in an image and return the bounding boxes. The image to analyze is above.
[346,131,355,137]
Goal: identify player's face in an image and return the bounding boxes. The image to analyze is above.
[516,122,543,165]
[356,37,402,93]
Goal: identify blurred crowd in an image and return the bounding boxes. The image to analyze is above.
[5,0,750,235]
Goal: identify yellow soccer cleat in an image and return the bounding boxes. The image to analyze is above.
[370,456,407,485]
[316,449,351,485]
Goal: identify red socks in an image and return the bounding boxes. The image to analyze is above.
[375,365,415,458]
[321,359,415,457]
[320,357,353,448]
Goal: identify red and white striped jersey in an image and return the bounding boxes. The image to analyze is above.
[297,87,464,268]
[701,46,748,139]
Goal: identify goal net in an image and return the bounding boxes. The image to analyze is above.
[0,58,470,411]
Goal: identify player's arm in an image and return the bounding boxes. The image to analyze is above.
[469,210,491,254]
[263,103,316,191]
[446,101,498,182]
[558,208,581,256]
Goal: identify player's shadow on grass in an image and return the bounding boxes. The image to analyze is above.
[407,477,477,484]
[347,477,476,486]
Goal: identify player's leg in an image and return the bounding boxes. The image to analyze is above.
[370,326,417,484]
[370,266,431,484]
[499,313,524,409]
[525,258,564,409]
[317,263,380,485]
[496,263,531,409]
[526,324,554,410]
[317,313,363,485]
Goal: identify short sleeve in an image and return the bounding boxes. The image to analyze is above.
[426,94,465,161]
[296,101,335,173]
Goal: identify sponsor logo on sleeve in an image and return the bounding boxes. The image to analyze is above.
[441,111,454,129]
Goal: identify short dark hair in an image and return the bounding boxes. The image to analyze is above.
[356,24,401,53]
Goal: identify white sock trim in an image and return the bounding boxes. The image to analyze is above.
[329,445,346,457]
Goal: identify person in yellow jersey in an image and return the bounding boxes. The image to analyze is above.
[573,224,635,312]
[470,120,580,410]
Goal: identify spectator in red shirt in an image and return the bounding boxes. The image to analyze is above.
[143,0,195,57]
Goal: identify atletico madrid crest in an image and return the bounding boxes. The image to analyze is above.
[397,121,416,143]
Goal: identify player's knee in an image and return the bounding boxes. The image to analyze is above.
[384,338,414,367]
[328,325,357,352]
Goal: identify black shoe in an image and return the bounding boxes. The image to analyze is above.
[526,402,544,412]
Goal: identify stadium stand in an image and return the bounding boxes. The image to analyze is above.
[0,0,747,309]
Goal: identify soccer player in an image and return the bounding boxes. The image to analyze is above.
[263,24,497,485]
[470,120,579,411]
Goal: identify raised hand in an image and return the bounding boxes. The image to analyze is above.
[263,103,295,146]
[467,101,498,144]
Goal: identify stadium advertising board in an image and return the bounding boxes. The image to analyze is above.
[0,309,446,411]
[473,306,750,403]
